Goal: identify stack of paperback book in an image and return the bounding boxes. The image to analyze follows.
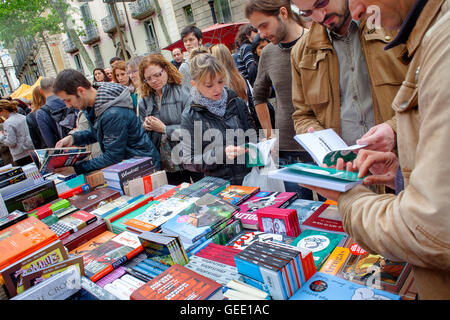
[233,241,316,300]
[235,191,298,229]
[256,207,301,238]
[101,157,156,194]
[138,231,189,266]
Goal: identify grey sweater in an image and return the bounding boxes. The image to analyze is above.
[252,42,300,151]
[0,113,34,161]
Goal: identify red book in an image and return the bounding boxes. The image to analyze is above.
[301,203,346,235]
[130,264,222,300]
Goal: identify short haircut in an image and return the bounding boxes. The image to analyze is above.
[53,69,92,96]
[40,77,56,91]
[172,47,182,55]
[180,25,203,41]
[109,56,121,65]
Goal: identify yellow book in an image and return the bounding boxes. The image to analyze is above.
[319,247,350,275]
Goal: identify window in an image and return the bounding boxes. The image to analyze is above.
[183,5,195,25]
[73,53,84,74]
[80,3,93,26]
[92,45,104,69]
[144,20,159,54]
[214,0,232,23]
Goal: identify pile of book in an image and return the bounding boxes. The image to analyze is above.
[0,155,419,301]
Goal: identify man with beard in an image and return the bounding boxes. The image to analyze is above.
[245,0,316,199]
[290,0,408,152]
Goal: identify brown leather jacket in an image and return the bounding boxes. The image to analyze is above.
[338,0,450,300]
[291,21,408,135]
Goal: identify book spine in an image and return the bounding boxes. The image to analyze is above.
[0,167,23,181]
[0,173,27,188]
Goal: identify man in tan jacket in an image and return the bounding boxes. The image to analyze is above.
[291,0,408,151]
[302,0,450,300]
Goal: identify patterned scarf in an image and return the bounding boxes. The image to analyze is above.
[191,87,228,117]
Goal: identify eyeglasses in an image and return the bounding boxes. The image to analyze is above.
[299,0,330,17]
[126,69,138,76]
[143,69,164,84]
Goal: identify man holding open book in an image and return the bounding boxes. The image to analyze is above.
[51,69,161,175]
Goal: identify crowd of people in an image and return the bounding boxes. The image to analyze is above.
[0,0,449,300]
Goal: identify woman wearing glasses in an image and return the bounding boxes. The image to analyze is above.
[137,53,196,185]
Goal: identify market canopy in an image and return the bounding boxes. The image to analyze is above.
[162,22,248,52]
[11,76,42,101]
[9,83,31,99]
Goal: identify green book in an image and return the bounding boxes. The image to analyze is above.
[291,229,346,269]
[110,201,159,234]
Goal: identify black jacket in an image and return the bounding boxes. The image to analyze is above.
[26,111,47,149]
[179,88,256,185]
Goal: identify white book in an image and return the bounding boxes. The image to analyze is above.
[225,279,269,299]
[294,129,366,166]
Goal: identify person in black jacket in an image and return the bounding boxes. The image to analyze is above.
[26,86,48,149]
[179,48,257,185]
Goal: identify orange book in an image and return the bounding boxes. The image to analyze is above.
[325,199,338,206]
[0,217,58,271]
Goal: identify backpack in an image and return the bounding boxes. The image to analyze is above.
[40,104,78,140]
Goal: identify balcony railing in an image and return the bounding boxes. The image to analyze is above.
[81,24,100,45]
[101,11,125,34]
[63,37,78,53]
[146,38,160,54]
[128,0,155,20]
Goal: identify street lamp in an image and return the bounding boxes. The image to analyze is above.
[208,0,218,24]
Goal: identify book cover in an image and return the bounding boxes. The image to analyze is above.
[336,243,412,295]
[301,203,346,235]
[3,180,59,213]
[236,191,298,229]
[101,157,154,181]
[90,195,133,218]
[291,230,345,269]
[123,197,194,233]
[62,218,108,252]
[30,147,90,174]
[319,247,351,276]
[161,194,238,244]
[21,255,85,290]
[138,232,188,267]
[11,266,81,301]
[185,255,239,286]
[294,129,366,166]
[289,272,401,300]
[80,276,119,300]
[217,185,260,206]
[269,163,364,192]
[68,231,116,256]
[110,201,159,234]
[286,199,325,231]
[226,230,285,251]
[0,217,58,271]
[0,240,69,297]
[0,166,23,182]
[49,210,97,240]
[209,219,244,246]
[0,173,27,189]
[0,210,28,231]
[154,183,190,201]
[256,207,300,238]
[173,176,230,199]
[130,264,223,300]
[81,231,143,282]
[67,188,121,212]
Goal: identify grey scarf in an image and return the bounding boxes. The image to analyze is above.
[191,87,228,117]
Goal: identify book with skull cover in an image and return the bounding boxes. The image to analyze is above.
[291,230,345,269]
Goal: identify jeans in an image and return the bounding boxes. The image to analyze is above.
[278,151,325,201]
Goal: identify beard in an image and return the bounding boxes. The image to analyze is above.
[271,16,289,44]
[321,1,352,34]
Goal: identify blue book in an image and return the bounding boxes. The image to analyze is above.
[289,272,402,300]
[161,194,237,244]
[286,199,324,230]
